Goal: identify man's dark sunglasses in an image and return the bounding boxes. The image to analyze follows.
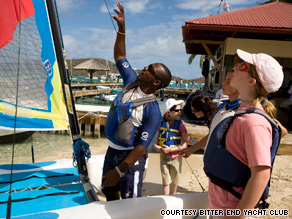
[148,64,157,77]
[148,64,164,88]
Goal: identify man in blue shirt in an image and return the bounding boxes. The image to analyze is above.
[102,1,172,201]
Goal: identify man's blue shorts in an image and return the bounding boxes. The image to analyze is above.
[102,147,147,199]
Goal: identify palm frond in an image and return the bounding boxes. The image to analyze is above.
[188,54,196,65]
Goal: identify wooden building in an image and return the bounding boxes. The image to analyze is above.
[182,1,292,128]
[182,1,292,89]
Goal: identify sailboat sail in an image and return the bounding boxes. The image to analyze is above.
[0,0,68,131]
[0,0,98,217]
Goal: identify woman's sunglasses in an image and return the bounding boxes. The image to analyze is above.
[172,109,182,112]
[239,62,255,78]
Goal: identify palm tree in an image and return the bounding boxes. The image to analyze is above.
[188,54,209,91]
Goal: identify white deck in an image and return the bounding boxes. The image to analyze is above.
[75,104,110,113]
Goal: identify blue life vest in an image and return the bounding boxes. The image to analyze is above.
[105,81,157,147]
[204,108,281,208]
[159,120,182,146]
[159,120,182,158]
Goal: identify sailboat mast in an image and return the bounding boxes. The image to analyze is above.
[46,0,80,143]
[45,0,98,203]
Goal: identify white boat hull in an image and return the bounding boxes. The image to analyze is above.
[48,192,209,219]
[0,155,209,218]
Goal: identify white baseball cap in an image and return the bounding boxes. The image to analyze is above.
[237,49,284,93]
[161,98,185,116]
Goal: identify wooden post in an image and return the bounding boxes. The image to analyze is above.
[84,115,91,137]
[77,112,84,136]
[94,115,101,139]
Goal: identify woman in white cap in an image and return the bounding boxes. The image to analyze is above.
[154,98,188,195]
[206,49,284,216]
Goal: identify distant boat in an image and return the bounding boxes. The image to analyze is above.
[94,93,116,102]
[112,89,121,94]
[96,85,110,90]
[169,80,176,85]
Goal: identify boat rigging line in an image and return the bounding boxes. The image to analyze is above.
[165,130,206,193]
[104,0,118,33]
[183,157,206,193]
[0,180,81,195]
[6,0,22,217]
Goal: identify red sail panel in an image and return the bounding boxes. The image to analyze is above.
[0,0,35,48]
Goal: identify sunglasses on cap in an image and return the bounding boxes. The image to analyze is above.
[171,109,182,112]
[239,62,255,79]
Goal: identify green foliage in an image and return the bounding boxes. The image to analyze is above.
[188,54,196,65]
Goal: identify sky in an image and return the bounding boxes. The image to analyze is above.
[55,0,267,79]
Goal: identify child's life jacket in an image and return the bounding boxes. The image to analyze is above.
[204,108,281,209]
[159,120,182,158]
[105,81,157,147]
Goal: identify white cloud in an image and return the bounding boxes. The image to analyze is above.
[55,0,82,13]
[172,12,210,22]
[63,28,115,60]
[100,5,108,13]
[63,0,266,79]
[112,22,196,76]
[62,20,202,78]
[175,0,219,12]
[124,0,150,14]
[175,0,265,13]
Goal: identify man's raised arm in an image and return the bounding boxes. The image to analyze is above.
[112,1,126,62]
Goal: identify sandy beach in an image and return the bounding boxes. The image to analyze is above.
[80,120,292,219]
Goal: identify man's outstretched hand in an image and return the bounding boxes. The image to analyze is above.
[112,1,125,32]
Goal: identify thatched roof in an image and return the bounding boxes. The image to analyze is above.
[66,58,117,77]
[73,59,110,71]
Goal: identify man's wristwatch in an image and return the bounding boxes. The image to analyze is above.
[115,166,125,177]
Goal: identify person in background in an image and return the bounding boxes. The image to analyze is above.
[154,99,188,195]
[190,95,217,129]
[102,1,172,201]
[181,67,241,157]
[279,81,292,129]
[215,88,228,100]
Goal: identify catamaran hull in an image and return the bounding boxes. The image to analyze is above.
[34,193,209,219]
[0,155,209,218]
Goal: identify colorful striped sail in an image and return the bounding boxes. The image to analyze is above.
[0,0,69,130]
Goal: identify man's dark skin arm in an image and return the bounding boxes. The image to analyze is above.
[113,1,125,62]
[102,144,147,188]
[102,1,148,189]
